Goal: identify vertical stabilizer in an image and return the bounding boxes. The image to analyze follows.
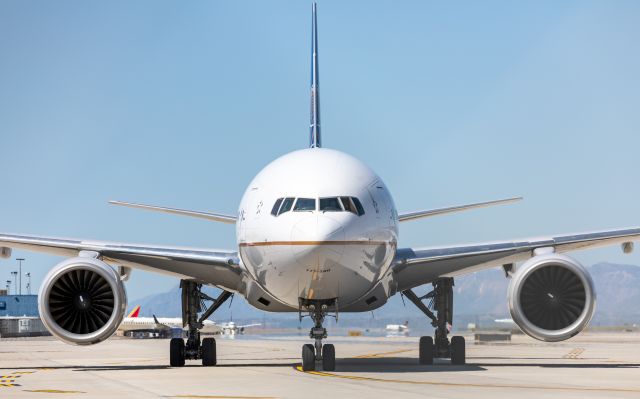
[127,305,141,318]
[309,3,321,148]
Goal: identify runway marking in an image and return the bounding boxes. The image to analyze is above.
[294,365,640,392]
[0,374,21,387]
[169,396,277,399]
[354,349,414,358]
[23,389,85,394]
[104,358,158,365]
[294,346,640,394]
[563,348,585,359]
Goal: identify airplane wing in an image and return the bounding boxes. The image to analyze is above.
[239,323,261,329]
[0,233,244,292]
[392,227,640,292]
[397,197,522,222]
[152,315,172,330]
[109,200,237,224]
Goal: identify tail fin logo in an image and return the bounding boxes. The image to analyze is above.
[127,305,141,318]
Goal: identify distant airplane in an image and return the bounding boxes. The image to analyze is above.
[385,321,410,334]
[118,306,220,335]
[0,2,639,372]
[219,321,261,336]
[127,305,141,318]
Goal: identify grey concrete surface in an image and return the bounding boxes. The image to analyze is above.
[0,332,638,398]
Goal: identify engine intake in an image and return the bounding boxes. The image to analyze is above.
[508,253,595,342]
[39,257,127,345]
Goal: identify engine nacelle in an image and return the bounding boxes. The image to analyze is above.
[508,253,595,342]
[38,257,127,345]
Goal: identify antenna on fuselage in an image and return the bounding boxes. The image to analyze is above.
[309,2,321,148]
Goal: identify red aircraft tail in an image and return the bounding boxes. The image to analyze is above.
[127,305,141,318]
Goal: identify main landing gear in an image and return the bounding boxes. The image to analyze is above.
[403,278,466,366]
[170,280,232,367]
[299,299,336,372]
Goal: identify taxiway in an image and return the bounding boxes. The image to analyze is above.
[0,332,638,398]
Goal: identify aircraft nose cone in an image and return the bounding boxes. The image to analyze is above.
[291,214,344,242]
[291,215,345,266]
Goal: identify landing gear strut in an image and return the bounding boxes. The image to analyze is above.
[299,299,336,372]
[403,278,466,365]
[170,280,232,367]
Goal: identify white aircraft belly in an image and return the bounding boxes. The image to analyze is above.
[240,239,395,308]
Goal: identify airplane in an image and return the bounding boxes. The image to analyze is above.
[218,320,261,336]
[0,3,639,371]
[118,306,221,336]
[385,321,410,334]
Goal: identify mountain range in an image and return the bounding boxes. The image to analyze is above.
[131,262,640,328]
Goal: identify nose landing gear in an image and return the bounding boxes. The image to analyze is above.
[404,278,466,366]
[299,299,337,371]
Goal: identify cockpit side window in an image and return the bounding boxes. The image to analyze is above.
[352,197,365,216]
[271,198,283,216]
[320,197,342,212]
[340,197,357,214]
[278,197,295,215]
[293,198,316,211]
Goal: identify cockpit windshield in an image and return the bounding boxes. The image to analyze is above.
[320,197,341,211]
[271,197,365,216]
[293,198,316,211]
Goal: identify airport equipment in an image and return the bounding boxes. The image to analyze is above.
[16,258,24,295]
[0,294,38,317]
[475,333,511,343]
[0,316,49,337]
[10,272,17,295]
[25,272,31,295]
[0,3,639,371]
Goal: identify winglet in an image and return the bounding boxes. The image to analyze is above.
[127,305,141,318]
[309,2,321,148]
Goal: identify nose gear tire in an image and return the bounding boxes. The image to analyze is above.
[322,343,335,371]
[302,344,316,371]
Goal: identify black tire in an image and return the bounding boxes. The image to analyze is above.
[322,344,335,371]
[302,344,316,371]
[451,336,465,365]
[170,338,185,367]
[419,336,434,365]
[202,337,217,366]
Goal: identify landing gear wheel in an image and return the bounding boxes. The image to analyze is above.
[322,344,335,371]
[202,337,217,366]
[302,344,316,371]
[450,336,465,365]
[170,338,185,367]
[419,336,434,365]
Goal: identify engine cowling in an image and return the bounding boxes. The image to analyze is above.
[38,257,127,345]
[508,253,596,342]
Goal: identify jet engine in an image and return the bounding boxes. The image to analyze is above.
[38,257,127,345]
[507,253,595,342]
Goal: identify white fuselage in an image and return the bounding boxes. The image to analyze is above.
[237,148,399,310]
[118,317,219,333]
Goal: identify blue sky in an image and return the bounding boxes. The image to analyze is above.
[1,1,639,302]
